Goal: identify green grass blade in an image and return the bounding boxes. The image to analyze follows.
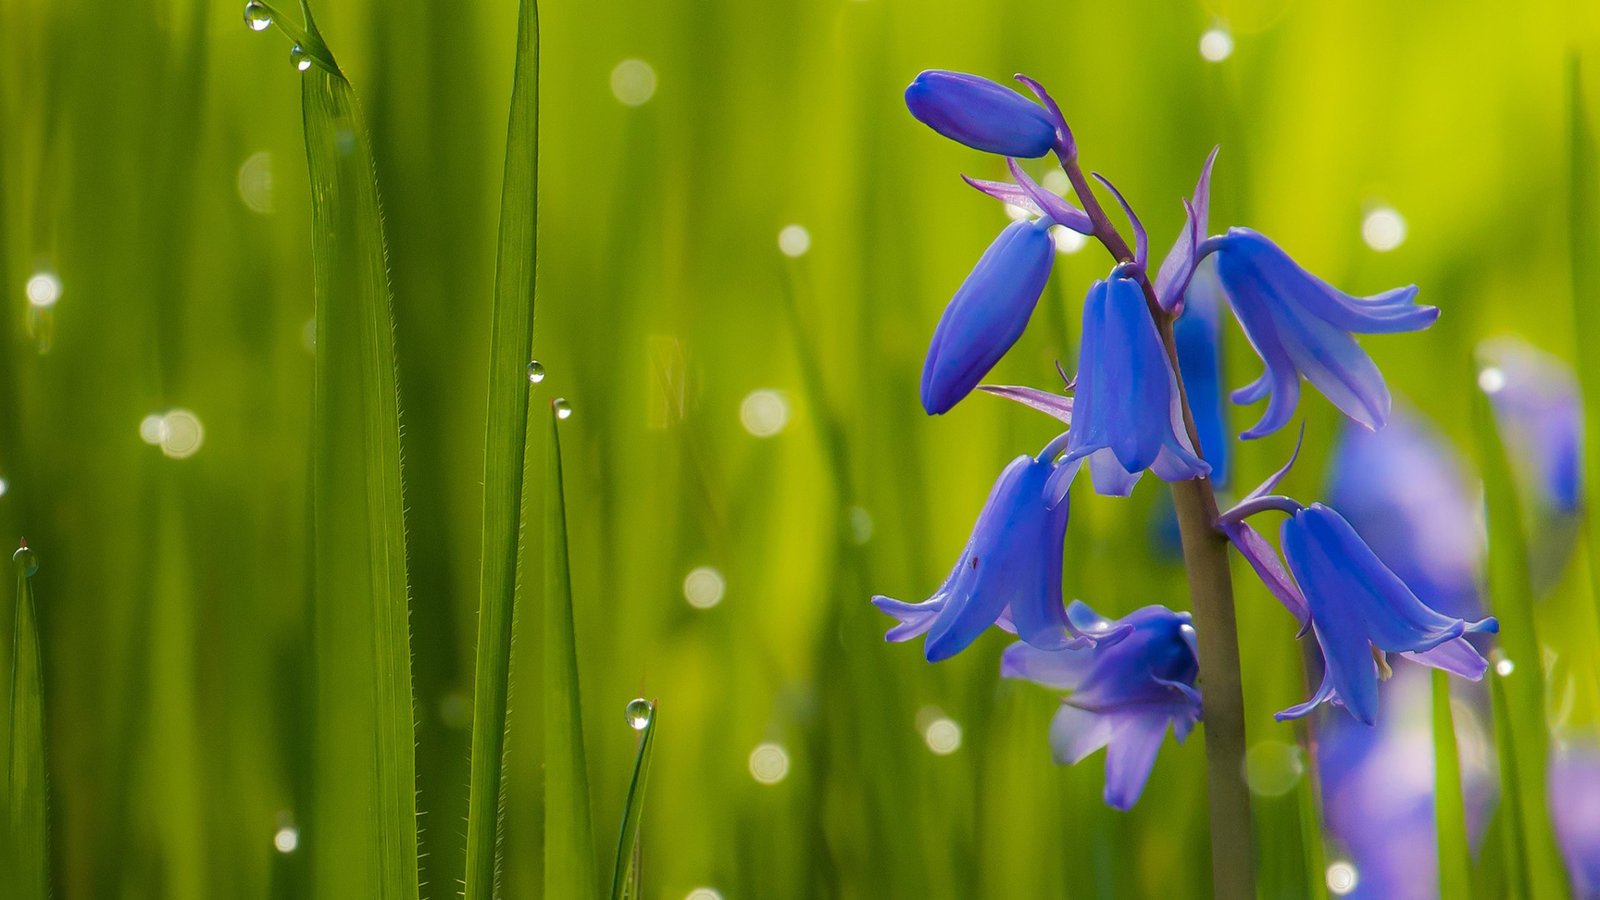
[1294,732,1329,900]
[1433,670,1471,900]
[544,407,598,898]
[609,700,657,900]
[8,549,48,900]
[1568,57,1600,662]
[463,1,541,898]
[294,6,420,898]
[1471,382,1569,899]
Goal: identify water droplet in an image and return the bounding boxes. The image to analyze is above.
[243,1,273,31]
[13,545,38,577]
[526,360,546,383]
[624,698,654,730]
[290,44,313,72]
[553,398,573,420]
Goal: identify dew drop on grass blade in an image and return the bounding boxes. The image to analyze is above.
[463,0,541,897]
[544,406,599,897]
[282,3,421,898]
[610,698,657,900]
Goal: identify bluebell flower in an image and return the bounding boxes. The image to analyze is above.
[1329,410,1484,621]
[1221,446,1498,724]
[1002,601,1200,810]
[872,445,1088,661]
[1059,271,1209,497]
[1551,744,1600,895]
[1209,227,1438,438]
[920,218,1055,415]
[904,70,1069,159]
[1478,336,1583,514]
[1317,668,1496,899]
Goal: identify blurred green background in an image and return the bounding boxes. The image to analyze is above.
[3,0,1600,897]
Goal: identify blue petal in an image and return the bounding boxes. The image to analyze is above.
[1220,520,1309,627]
[1001,640,1095,690]
[1102,712,1171,810]
[1154,146,1218,312]
[1402,637,1489,680]
[921,220,1055,414]
[1172,265,1230,484]
[905,70,1058,158]
[1049,704,1114,765]
[1217,229,1436,334]
[871,594,948,642]
[1282,513,1382,724]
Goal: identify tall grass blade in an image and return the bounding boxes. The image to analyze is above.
[463,0,541,897]
[1567,58,1600,648]
[1432,670,1471,900]
[1294,734,1329,900]
[294,4,420,898]
[1471,385,1568,898]
[544,407,599,897]
[7,548,48,900]
[609,700,657,900]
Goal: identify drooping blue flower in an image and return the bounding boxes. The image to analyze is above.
[1551,744,1600,895]
[1059,271,1209,497]
[872,444,1090,661]
[920,218,1056,415]
[1478,336,1583,515]
[1329,409,1484,621]
[904,70,1069,159]
[1221,447,1498,725]
[1209,227,1438,439]
[1002,601,1200,810]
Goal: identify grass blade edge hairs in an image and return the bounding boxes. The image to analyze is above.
[545,406,599,897]
[295,3,421,897]
[463,0,541,897]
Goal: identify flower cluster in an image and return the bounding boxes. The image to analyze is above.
[874,68,1489,807]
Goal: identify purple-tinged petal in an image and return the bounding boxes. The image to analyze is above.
[1275,663,1341,722]
[1044,455,1083,507]
[1001,640,1095,691]
[1012,73,1075,159]
[961,175,1043,216]
[1478,336,1584,515]
[921,219,1054,415]
[1171,265,1231,484]
[1088,447,1143,497]
[1551,745,1600,895]
[1154,146,1219,313]
[905,70,1056,158]
[1091,172,1148,268]
[1217,228,1437,335]
[1103,713,1171,810]
[1238,421,1305,507]
[1220,520,1310,627]
[1049,705,1113,765]
[1007,158,1095,234]
[871,594,947,642]
[978,384,1072,423]
[1402,637,1489,680]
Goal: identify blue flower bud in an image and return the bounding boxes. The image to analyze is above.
[920,219,1054,415]
[904,70,1059,158]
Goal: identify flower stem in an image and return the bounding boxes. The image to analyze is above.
[1060,153,1258,899]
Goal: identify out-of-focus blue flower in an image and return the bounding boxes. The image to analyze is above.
[1059,271,1209,497]
[1317,668,1496,899]
[872,445,1090,661]
[1478,336,1583,514]
[921,219,1055,415]
[1329,410,1483,621]
[904,70,1063,158]
[1002,601,1200,810]
[1210,227,1438,439]
[1551,744,1600,895]
[1173,263,1231,487]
